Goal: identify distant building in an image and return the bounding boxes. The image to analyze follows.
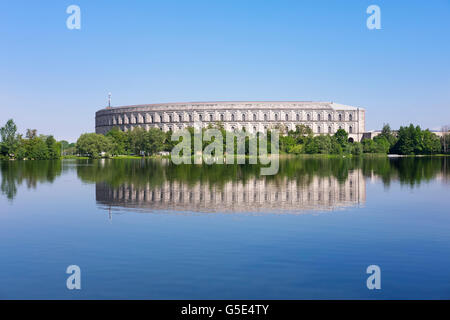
[95,101,366,142]
[96,169,366,214]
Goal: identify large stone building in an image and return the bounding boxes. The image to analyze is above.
[95,101,365,141]
[96,169,366,214]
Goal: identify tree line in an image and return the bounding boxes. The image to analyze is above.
[1,119,449,160]
[0,120,61,160]
[279,123,447,156]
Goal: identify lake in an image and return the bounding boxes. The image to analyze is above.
[1,157,449,299]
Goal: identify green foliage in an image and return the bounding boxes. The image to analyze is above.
[105,127,127,155]
[46,136,61,159]
[393,124,441,155]
[76,133,112,158]
[378,124,398,151]
[280,135,297,153]
[0,119,67,160]
[0,119,19,157]
[3,118,447,160]
[334,129,349,147]
[145,128,167,155]
[288,144,304,154]
[362,136,390,154]
[105,127,166,157]
[305,135,330,154]
[289,124,313,144]
[16,135,49,160]
[1,160,62,200]
[350,142,363,155]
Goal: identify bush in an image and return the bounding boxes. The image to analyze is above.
[76,133,112,158]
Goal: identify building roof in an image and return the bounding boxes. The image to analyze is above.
[98,101,363,113]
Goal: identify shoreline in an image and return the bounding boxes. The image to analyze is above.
[2,154,450,161]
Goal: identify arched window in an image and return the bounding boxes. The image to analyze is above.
[338,114,342,121]
[231,114,235,121]
[253,114,257,121]
[317,114,321,121]
[253,126,257,132]
[296,114,300,121]
[189,114,192,122]
[242,114,246,121]
[317,126,321,133]
[220,114,224,121]
[199,114,203,121]
[328,114,332,121]
[307,114,311,121]
[328,126,332,134]
[349,126,353,133]
[264,114,267,121]
[209,114,213,121]
[275,113,278,121]
[285,114,289,121]
[349,114,353,121]
[169,115,172,122]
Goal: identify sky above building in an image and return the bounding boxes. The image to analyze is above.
[1,0,449,142]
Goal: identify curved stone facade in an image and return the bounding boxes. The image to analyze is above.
[96,169,366,214]
[95,101,365,141]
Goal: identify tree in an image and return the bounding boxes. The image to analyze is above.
[26,129,37,139]
[288,144,304,154]
[394,124,441,155]
[106,127,127,155]
[45,135,61,159]
[76,133,112,158]
[362,138,377,153]
[127,127,148,155]
[314,135,332,154]
[373,136,390,153]
[378,124,397,149]
[304,137,319,154]
[394,124,417,155]
[290,124,313,144]
[280,135,296,153]
[0,119,19,157]
[350,142,363,155]
[330,136,343,154]
[421,130,441,154]
[362,137,389,154]
[18,134,49,160]
[334,129,348,147]
[145,128,166,155]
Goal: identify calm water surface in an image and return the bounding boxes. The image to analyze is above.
[1,157,449,299]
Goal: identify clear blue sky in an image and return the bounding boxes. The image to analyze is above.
[1,0,449,142]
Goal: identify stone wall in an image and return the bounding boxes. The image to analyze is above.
[95,101,365,141]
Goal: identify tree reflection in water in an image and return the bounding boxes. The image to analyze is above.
[1,157,449,212]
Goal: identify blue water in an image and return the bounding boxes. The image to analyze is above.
[0,158,449,299]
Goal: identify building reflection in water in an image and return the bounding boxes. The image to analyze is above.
[96,169,366,214]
